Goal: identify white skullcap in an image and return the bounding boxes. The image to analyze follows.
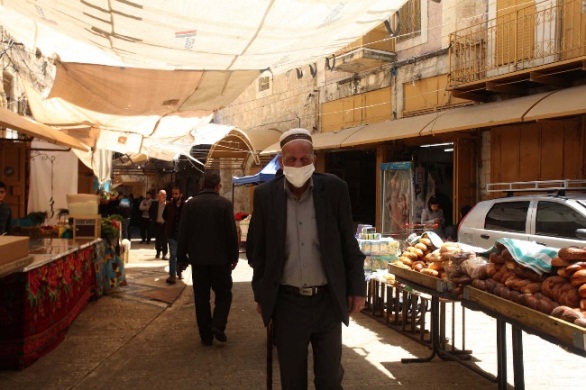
[279,128,313,149]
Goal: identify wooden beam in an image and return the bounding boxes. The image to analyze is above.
[486,81,525,95]
[529,71,570,88]
[451,89,491,102]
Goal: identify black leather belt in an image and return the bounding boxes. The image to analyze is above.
[281,285,328,297]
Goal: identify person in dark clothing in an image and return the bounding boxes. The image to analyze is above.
[0,181,12,235]
[163,186,185,284]
[247,128,366,389]
[117,194,132,239]
[177,171,239,346]
[149,189,168,259]
[139,191,153,244]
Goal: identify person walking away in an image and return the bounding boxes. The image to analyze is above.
[163,186,184,284]
[177,171,239,346]
[0,181,12,235]
[246,128,366,389]
[421,195,446,239]
[150,189,168,259]
[139,191,153,244]
[117,194,132,239]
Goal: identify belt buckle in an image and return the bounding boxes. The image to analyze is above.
[299,287,313,296]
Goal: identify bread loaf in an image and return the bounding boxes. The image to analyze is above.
[565,262,586,276]
[485,279,498,294]
[502,248,514,262]
[440,242,460,253]
[520,282,543,295]
[393,260,410,270]
[471,279,486,290]
[420,268,439,277]
[574,317,586,328]
[415,242,428,252]
[558,246,586,262]
[537,296,558,315]
[513,266,544,282]
[551,305,580,323]
[410,247,424,257]
[557,267,571,278]
[558,287,580,308]
[419,238,433,248]
[579,284,586,299]
[570,269,586,287]
[541,276,567,300]
[428,261,443,271]
[551,256,571,267]
[399,256,414,266]
[411,261,425,272]
[486,263,498,277]
[489,252,506,264]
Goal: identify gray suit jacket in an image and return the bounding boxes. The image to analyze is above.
[247,173,366,326]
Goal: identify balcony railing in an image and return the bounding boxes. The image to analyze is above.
[449,0,586,87]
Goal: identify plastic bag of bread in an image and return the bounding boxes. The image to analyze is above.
[461,257,489,280]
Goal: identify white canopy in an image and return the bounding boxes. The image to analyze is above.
[0,0,407,166]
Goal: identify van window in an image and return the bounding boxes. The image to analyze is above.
[484,201,529,232]
[536,201,586,239]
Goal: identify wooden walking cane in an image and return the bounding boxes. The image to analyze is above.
[267,321,273,390]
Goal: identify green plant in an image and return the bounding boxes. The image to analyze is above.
[101,216,121,240]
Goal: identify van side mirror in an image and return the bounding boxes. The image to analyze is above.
[577,229,586,240]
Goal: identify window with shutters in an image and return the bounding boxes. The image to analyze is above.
[256,72,273,99]
[394,0,421,42]
[258,76,270,92]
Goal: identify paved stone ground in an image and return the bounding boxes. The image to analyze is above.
[0,239,583,389]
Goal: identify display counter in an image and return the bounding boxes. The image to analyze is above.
[0,238,126,369]
[382,261,586,390]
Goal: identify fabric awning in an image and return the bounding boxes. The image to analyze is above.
[523,85,586,122]
[232,155,280,185]
[0,107,89,151]
[0,1,408,72]
[206,128,281,168]
[341,114,440,147]
[419,91,553,136]
[260,126,365,155]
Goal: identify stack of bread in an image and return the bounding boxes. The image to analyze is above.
[547,247,586,327]
[394,240,477,297]
[470,243,586,327]
[395,237,438,273]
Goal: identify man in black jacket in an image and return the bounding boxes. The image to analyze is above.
[177,171,239,346]
[247,128,366,389]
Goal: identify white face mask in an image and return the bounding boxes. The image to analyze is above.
[283,164,315,188]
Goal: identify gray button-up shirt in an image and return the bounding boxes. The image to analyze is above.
[280,180,328,288]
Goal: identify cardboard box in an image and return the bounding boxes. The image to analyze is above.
[0,236,30,266]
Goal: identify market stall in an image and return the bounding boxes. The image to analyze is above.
[0,237,126,369]
[371,233,586,390]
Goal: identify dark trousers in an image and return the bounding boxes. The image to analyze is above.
[191,264,233,342]
[153,222,167,256]
[273,288,342,390]
[140,217,152,242]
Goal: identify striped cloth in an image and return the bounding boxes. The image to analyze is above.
[489,238,558,275]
